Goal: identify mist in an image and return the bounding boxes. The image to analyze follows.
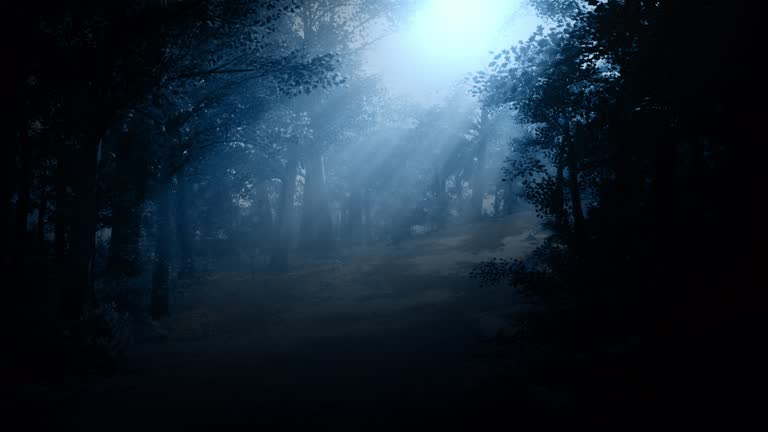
[10,0,750,428]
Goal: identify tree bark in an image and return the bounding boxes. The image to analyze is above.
[175,170,194,279]
[432,171,449,229]
[53,156,69,261]
[566,139,585,241]
[4,117,21,268]
[346,188,363,245]
[14,142,32,269]
[300,149,335,254]
[470,113,490,220]
[270,143,299,271]
[362,187,372,244]
[150,182,172,319]
[554,163,567,232]
[502,183,517,216]
[107,132,144,279]
[61,134,99,320]
[37,188,48,254]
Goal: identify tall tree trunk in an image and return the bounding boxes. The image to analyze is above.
[107,132,144,280]
[502,184,517,216]
[554,164,567,232]
[10,107,33,335]
[175,170,194,279]
[300,149,335,255]
[62,135,99,320]
[270,143,299,271]
[150,183,172,319]
[433,171,449,229]
[37,188,48,254]
[256,181,275,238]
[14,140,33,270]
[346,188,363,245]
[493,187,503,216]
[566,139,585,241]
[470,113,490,220]
[362,187,372,244]
[53,157,69,260]
[243,180,274,277]
[4,119,20,268]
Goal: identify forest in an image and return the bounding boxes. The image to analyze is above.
[9,0,753,428]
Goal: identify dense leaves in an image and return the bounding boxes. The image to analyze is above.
[471,0,748,426]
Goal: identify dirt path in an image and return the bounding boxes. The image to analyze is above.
[50,212,542,426]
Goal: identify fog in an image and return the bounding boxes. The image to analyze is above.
[11,0,743,428]
[365,0,540,105]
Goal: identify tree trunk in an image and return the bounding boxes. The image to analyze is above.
[492,187,502,216]
[175,170,194,279]
[502,184,516,216]
[37,188,47,254]
[270,143,299,271]
[107,132,144,280]
[554,164,567,232]
[566,139,585,241]
[10,108,33,331]
[61,135,99,320]
[53,157,69,260]
[362,187,372,244]
[432,172,449,229]
[300,149,335,255]
[150,183,172,319]
[4,119,20,268]
[14,141,33,269]
[346,188,363,245]
[470,113,490,220]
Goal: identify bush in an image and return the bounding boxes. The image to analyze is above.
[58,302,133,374]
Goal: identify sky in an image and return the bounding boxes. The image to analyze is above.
[364,0,542,106]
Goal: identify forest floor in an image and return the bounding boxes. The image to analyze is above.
[21,211,546,427]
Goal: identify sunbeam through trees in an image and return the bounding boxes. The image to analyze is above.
[9,0,753,428]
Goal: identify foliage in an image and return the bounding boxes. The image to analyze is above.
[471,0,741,424]
[78,302,133,358]
[53,302,134,374]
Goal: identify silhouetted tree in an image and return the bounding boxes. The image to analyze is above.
[472,0,748,426]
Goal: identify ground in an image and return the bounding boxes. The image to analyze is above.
[20,211,546,427]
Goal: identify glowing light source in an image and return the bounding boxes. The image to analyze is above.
[365,0,536,105]
[408,0,513,62]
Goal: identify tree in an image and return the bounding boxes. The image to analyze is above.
[285,0,410,254]
[472,0,745,426]
[9,0,350,363]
